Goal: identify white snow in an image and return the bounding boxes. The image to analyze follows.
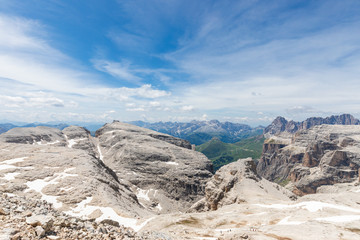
[35,140,60,145]
[277,216,305,225]
[0,157,28,171]
[0,164,16,171]
[137,188,152,201]
[164,161,179,166]
[65,134,87,148]
[97,144,103,161]
[254,201,360,213]
[2,157,27,165]
[64,197,154,231]
[68,139,76,148]
[59,186,74,192]
[155,203,162,211]
[316,215,360,223]
[24,168,78,209]
[246,212,267,216]
[2,172,20,180]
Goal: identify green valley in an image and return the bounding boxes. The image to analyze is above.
[196,135,265,171]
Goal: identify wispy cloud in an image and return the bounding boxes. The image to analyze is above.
[92,59,141,84]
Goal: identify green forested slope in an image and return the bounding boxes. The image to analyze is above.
[196,135,265,171]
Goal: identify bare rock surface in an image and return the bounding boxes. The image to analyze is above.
[95,121,213,213]
[190,158,295,212]
[0,193,166,240]
[258,125,360,195]
[0,142,153,231]
[143,173,360,240]
[264,114,359,137]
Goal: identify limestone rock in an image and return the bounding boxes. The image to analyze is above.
[95,121,213,213]
[264,114,359,137]
[189,158,295,212]
[258,125,360,195]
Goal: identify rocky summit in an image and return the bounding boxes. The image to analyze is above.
[258,125,360,195]
[0,122,213,239]
[95,121,213,213]
[264,114,360,137]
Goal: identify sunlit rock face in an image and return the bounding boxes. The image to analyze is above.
[95,121,213,213]
[258,125,360,195]
[0,122,213,231]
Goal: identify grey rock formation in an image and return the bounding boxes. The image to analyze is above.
[0,122,213,230]
[96,121,213,213]
[0,126,66,146]
[264,114,359,137]
[190,158,295,212]
[0,142,148,220]
[258,125,360,195]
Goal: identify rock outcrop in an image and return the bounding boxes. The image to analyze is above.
[0,122,213,231]
[264,114,359,137]
[258,125,360,195]
[95,121,213,213]
[0,193,166,240]
[189,158,295,212]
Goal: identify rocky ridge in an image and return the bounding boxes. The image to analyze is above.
[189,158,295,212]
[264,114,359,137]
[258,125,360,195]
[96,121,213,212]
[0,122,213,234]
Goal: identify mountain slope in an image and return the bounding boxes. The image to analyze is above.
[264,114,359,137]
[130,120,264,145]
[197,135,264,171]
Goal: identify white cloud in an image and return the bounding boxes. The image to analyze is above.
[126,107,146,112]
[149,101,160,107]
[180,105,195,111]
[92,59,141,83]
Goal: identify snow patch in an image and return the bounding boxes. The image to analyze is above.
[59,186,74,192]
[64,197,154,231]
[164,161,179,166]
[0,157,28,171]
[2,172,20,180]
[316,215,360,223]
[36,140,60,145]
[2,157,27,165]
[155,203,162,211]
[254,201,360,213]
[277,216,305,225]
[97,144,103,161]
[137,188,152,201]
[24,168,78,208]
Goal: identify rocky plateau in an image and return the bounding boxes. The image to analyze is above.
[1,121,360,239]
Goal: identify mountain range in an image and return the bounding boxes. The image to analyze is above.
[264,113,359,137]
[129,120,264,145]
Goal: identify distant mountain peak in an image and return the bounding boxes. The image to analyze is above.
[264,114,359,137]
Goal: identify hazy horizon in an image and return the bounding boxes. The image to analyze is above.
[1,1,360,126]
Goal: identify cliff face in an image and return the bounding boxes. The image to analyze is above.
[189,158,295,212]
[258,125,360,195]
[264,114,360,137]
[95,121,213,213]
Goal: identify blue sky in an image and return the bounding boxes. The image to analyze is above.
[0,0,360,126]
